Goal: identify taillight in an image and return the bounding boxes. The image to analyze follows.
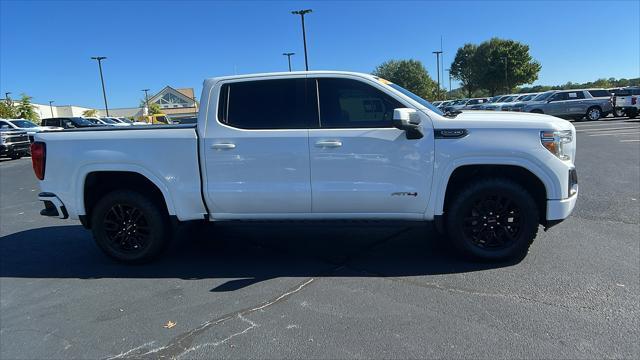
[632,96,637,105]
[31,142,46,180]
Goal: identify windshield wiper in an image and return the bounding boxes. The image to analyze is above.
[443,110,462,118]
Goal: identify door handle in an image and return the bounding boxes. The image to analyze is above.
[315,140,342,148]
[211,143,236,150]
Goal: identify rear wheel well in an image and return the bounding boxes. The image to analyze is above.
[83,171,168,229]
[443,165,547,224]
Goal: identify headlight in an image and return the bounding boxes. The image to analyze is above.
[540,130,572,160]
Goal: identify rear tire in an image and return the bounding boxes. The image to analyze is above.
[586,106,602,121]
[9,153,21,160]
[614,108,625,118]
[445,178,539,261]
[91,190,170,264]
[626,109,638,119]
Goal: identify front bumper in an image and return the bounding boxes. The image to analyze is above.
[0,142,30,156]
[547,192,578,221]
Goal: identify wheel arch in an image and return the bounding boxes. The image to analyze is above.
[78,167,176,228]
[432,161,557,226]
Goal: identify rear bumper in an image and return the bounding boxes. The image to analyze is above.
[38,192,68,219]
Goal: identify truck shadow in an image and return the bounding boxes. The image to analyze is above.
[0,224,521,291]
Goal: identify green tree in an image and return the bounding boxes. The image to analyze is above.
[450,44,480,98]
[16,94,40,122]
[82,109,98,117]
[474,38,541,95]
[0,100,17,119]
[139,100,163,115]
[372,59,440,100]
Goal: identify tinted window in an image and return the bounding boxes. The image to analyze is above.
[564,91,585,100]
[62,119,77,128]
[318,78,403,128]
[219,78,317,129]
[588,90,611,98]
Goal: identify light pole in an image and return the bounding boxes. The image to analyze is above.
[502,56,508,93]
[432,50,443,99]
[283,52,295,71]
[91,56,109,116]
[291,9,312,71]
[48,101,54,118]
[445,68,451,95]
[4,92,11,105]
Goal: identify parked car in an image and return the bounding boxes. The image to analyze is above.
[432,101,443,107]
[0,119,62,142]
[442,98,469,112]
[101,117,131,126]
[482,94,519,111]
[32,71,578,264]
[0,127,30,159]
[437,100,454,110]
[502,93,540,112]
[523,89,613,121]
[612,87,640,119]
[461,98,490,110]
[85,117,128,127]
[42,117,99,129]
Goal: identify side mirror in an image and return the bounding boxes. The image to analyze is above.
[392,108,423,140]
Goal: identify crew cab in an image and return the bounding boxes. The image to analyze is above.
[31,71,578,263]
[613,87,640,119]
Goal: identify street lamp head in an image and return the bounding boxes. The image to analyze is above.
[49,100,54,104]
[91,56,107,61]
[283,52,295,56]
[141,89,150,92]
[292,9,312,15]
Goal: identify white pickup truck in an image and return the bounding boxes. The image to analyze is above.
[31,71,578,263]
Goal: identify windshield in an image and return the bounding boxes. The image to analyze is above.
[386,83,444,115]
[501,96,517,103]
[119,118,134,124]
[10,120,38,128]
[521,94,536,101]
[533,92,554,101]
[100,118,118,124]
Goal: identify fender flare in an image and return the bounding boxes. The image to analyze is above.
[428,157,559,218]
[74,163,177,216]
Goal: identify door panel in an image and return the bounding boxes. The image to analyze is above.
[204,130,311,214]
[203,77,316,215]
[309,77,434,215]
[309,126,433,214]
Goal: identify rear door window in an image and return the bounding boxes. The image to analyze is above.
[316,78,403,128]
[588,90,611,98]
[218,78,317,129]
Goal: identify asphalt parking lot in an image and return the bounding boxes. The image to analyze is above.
[1,117,638,359]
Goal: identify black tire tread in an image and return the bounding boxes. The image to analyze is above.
[91,190,170,264]
[445,178,539,261]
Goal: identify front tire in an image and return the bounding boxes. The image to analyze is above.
[445,178,539,261]
[9,153,22,160]
[91,190,170,263]
[614,108,625,118]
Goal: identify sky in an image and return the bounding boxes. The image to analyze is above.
[1,0,639,109]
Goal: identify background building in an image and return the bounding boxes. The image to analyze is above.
[22,86,197,121]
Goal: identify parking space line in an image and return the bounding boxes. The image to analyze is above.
[574,122,637,128]
[578,126,640,133]
[588,131,640,136]
[619,139,640,142]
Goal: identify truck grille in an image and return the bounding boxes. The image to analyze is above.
[5,135,29,143]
